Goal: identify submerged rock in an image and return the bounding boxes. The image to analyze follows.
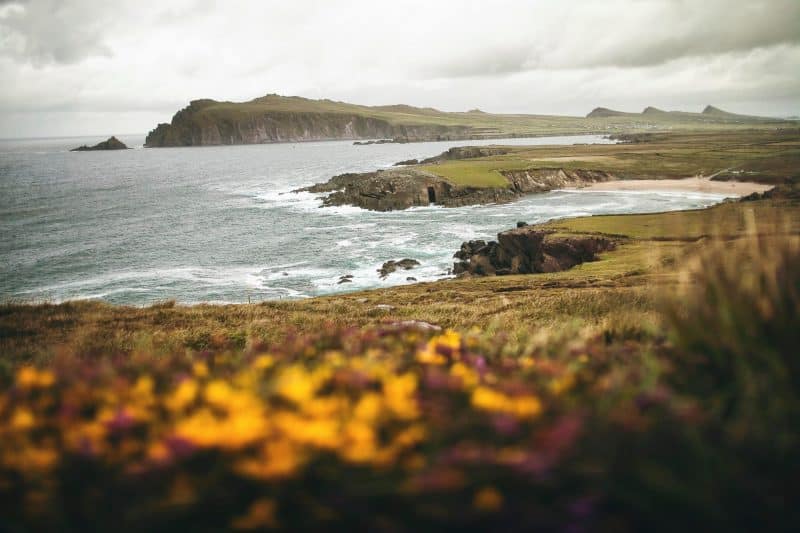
[453,227,616,276]
[378,259,420,279]
[71,136,129,151]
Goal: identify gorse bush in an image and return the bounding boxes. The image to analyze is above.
[0,234,798,531]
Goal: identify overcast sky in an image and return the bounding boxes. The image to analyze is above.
[1,0,798,138]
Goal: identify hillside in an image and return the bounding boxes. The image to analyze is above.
[144,94,791,147]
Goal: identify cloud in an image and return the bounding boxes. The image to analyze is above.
[0,0,798,136]
[0,0,119,65]
[420,0,800,78]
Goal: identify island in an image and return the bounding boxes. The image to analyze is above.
[70,136,129,151]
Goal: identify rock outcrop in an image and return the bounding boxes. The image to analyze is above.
[71,136,129,151]
[378,259,420,279]
[296,168,525,211]
[453,228,616,276]
[501,168,614,192]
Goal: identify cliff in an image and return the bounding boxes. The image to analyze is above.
[145,96,474,147]
[297,166,614,211]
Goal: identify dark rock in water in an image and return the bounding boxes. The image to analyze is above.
[516,221,528,228]
[71,136,129,151]
[406,277,417,282]
[354,139,397,146]
[394,158,419,166]
[453,227,615,277]
[378,259,420,279]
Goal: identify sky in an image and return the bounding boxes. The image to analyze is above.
[0,0,798,138]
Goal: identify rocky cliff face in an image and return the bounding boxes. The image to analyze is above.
[144,100,473,147]
[453,228,616,276]
[297,166,616,211]
[296,169,521,211]
[502,168,614,192]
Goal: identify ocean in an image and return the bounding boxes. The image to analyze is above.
[0,134,731,305]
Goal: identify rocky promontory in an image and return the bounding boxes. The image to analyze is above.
[144,96,475,147]
[297,166,614,211]
[71,136,129,151]
[453,228,616,276]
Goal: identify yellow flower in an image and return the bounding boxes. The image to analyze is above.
[165,379,198,412]
[450,362,478,388]
[15,366,55,389]
[383,373,419,420]
[274,366,330,404]
[231,498,277,530]
[273,412,340,449]
[174,406,268,450]
[353,393,383,422]
[471,386,542,419]
[192,361,209,378]
[236,439,303,480]
[473,486,504,512]
[339,420,377,463]
[10,407,35,430]
[251,354,274,370]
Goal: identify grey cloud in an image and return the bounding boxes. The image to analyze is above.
[0,0,115,65]
[424,0,800,78]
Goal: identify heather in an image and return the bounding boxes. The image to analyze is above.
[1,223,797,531]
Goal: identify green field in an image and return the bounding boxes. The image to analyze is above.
[420,129,800,187]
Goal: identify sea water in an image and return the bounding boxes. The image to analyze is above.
[0,134,730,304]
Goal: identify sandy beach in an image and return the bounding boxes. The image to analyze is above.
[570,177,774,196]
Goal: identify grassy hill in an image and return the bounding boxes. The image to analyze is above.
[419,129,800,188]
[145,94,793,147]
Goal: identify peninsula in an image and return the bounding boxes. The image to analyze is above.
[144,94,789,147]
[298,129,795,210]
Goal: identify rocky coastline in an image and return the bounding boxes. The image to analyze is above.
[296,144,615,211]
[453,227,616,277]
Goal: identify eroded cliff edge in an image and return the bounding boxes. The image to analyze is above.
[297,146,615,211]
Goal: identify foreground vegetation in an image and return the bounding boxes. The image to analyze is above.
[1,190,798,530]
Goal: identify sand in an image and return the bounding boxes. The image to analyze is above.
[568,177,774,196]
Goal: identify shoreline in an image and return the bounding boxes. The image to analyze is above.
[566,176,773,196]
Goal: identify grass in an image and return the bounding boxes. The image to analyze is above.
[3,197,797,367]
[420,129,800,187]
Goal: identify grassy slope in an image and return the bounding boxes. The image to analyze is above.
[187,94,793,139]
[3,197,798,366]
[421,129,800,187]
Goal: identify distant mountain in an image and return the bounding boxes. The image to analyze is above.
[586,105,777,122]
[144,95,791,147]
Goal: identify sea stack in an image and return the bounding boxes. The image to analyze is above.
[71,136,129,151]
